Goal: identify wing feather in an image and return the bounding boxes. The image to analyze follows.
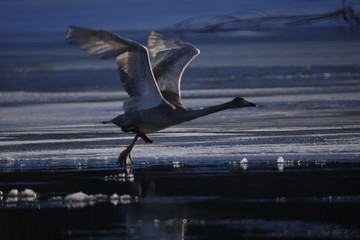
[67,26,165,113]
[148,32,200,108]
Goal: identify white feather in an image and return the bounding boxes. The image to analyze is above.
[67,26,166,113]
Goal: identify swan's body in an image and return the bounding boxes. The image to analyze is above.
[66,26,256,165]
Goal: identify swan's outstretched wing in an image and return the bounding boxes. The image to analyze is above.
[66,26,165,113]
[148,32,200,108]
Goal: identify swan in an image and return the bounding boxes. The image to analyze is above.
[66,26,256,165]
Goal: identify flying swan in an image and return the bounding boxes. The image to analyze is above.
[66,26,256,165]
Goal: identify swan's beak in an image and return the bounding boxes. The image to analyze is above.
[244,100,257,107]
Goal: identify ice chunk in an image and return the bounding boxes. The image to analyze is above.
[173,161,181,168]
[240,157,248,170]
[21,189,37,197]
[315,160,326,166]
[95,194,108,200]
[110,193,132,204]
[110,193,120,205]
[276,197,287,203]
[277,163,285,172]
[19,189,37,202]
[277,156,285,163]
[6,196,19,203]
[110,193,119,200]
[8,189,19,197]
[6,189,19,202]
[48,196,63,201]
[64,192,92,202]
[153,218,160,227]
[240,158,248,164]
[128,174,134,181]
[119,194,132,204]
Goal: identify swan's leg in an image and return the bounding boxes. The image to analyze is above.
[120,126,153,144]
[118,135,139,166]
[138,133,153,144]
[134,130,153,144]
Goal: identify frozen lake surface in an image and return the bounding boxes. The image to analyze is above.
[1,30,360,239]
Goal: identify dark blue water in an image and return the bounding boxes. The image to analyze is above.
[1,160,360,239]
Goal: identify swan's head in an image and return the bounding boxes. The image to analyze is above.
[232,97,256,108]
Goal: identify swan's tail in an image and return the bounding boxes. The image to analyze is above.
[100,120,111,124]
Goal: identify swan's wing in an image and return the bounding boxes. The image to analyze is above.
[148,31,200,108]
[66,26,166,113]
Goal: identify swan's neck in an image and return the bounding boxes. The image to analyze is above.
[179,101,234,123]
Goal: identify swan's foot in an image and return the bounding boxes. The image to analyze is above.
[118,135,140,167]
[118,148,133,166]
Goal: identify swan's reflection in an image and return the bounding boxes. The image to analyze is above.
[104,167,134,182]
